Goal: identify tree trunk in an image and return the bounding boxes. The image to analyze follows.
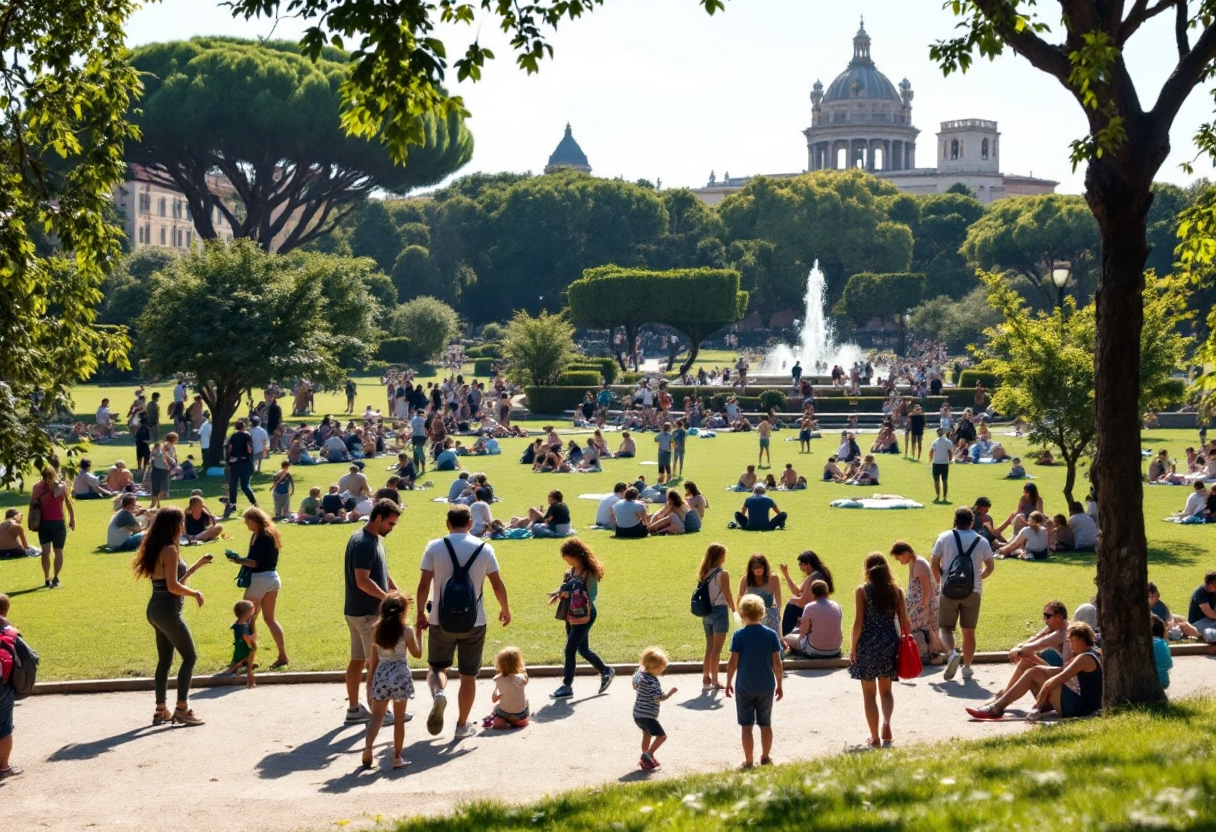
[1061,452,1077,509]
[201,383,242,469]
[1086,140,1168,709]
[679,339,701,377]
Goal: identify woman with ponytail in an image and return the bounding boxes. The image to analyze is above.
[848,553,911,749]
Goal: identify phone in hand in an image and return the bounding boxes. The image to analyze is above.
[224,549,241,560]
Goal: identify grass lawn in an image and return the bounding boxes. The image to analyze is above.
[385,698,1216,831]
[1,377,1213,681]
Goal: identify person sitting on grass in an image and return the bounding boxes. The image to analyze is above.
[296,486,323,525]
[0,510,36,559]
[995,483,1045,536]
[953,438,972,464]
[1171,481,1209,523]
[736,465,758,491]
[183,495,222,545]
[648,489,688,535]
[531,490,572,538]
[1047,514,1075,552]
[780,464,799,489]
[846,454,880,486]
[1147,581,1201,639]
[73,459,113,500]
[320,485,348,523]
[971,497,1006,546]
[782,579,842,658]
[1151,615,1173,689]
[576,439,602,472]
[966,622,1102,722]
[1006,457,1027,479]
[434,440,459,472]
[612,488,650,538]
[822,456,846,482]
[996,511,1051,560]
[733,484,788,532]
[104,460,135,493]
[106,494,147,552]
[764,473,778,490]
[615,431,637,458]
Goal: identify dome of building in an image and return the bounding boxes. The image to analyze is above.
[545,123,591,174]
[821,20,901,104]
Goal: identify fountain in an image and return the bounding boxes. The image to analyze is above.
[754,261,866,384]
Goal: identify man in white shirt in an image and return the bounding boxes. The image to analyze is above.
[95,399,113,437]
[198,414,213,462]
[931,507,996,681]
[416,506,511,740]
[596,482,627,528]
[929,428,955,502]
[1175,481,1209,523]
[249,416,270,472]
[1067,501,1098,549]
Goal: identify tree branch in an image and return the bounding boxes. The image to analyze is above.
[1175,0,1190,58]
[971,0,1074,84]
[1118,0,1180,45]
[1153,18,1216,125]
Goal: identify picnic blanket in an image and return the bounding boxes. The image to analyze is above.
[578,493,614,501]
[830,495,924,510]
[490,528,533,539]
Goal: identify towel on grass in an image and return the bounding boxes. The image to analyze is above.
[830,496,924,510]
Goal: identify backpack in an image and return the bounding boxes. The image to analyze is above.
[0,626,39,699]
[691,567,721,617]
[941,530,981,600]
[439,538,485,633]
[565,575,591,626]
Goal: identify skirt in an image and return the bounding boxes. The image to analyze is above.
[371,660,416,702]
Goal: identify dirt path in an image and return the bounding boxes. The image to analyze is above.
[6,658,1212,832]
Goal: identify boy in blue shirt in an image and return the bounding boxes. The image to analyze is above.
[726,595,784,768]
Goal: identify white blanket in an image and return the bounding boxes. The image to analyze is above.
[830,496,924,510]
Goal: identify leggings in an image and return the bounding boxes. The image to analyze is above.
[228,461,256,508]
[563,605,610,686]
[781,601,802,637]
[147,592,198,704]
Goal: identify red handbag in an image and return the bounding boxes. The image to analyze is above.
[897,633,923,679]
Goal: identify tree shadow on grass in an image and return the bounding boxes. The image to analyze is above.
[48,725,169,761]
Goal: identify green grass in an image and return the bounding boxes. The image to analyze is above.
[385,698,1216,831]
[1,378,1212,681]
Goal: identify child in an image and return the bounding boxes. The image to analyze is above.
[488,646,530,729]
[0,593,20,779]
[180,455,197,481]
[363,592,422,770]
[725,595,784,768]
[320,484,347,523]
[633,646,678,771]
[1151,615,1172,689]
[295,486,322,524]
[271,461,294,519]
[226,600,257,686]
[1006,457,1027,479]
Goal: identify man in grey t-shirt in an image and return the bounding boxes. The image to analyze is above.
[931,507,995,682]
[342,499,402,725]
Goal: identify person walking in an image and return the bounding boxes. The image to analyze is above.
[232,507,289,668]
[223,419,258,520]
[548,539,615,699]
[416,506,511,740]
[889,541,945,664]
[148,432,178,509]
[32,466,73,589]
[929,428,953,502]
[132,507,211,726]
[931,507,996,682]
[698,543,736,691]
[343,499,404,725]
[848,553,912,749]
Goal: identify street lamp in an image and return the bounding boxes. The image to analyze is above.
[1051,260,1071,320]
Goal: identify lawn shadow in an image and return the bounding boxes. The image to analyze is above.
[48,725,170,761]
[678,691,725,711]
[256,725,361,779]
[618,769,657,783]
[926,679,996,700]
[4,584,48,598]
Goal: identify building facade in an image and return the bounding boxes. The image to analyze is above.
[544,124,592,174]
[112,165,236,252]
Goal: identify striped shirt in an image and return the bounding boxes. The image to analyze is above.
[632,669,664,719]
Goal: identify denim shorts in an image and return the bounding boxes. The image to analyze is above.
[735,689,774,727]
[0,682,13,739]
[702,605,730,636]
[634,716,665,737]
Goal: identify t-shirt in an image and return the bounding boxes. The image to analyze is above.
[470,501,493,536]
[1188,584,1216,625]
[74,470,104,495]
[672,428,686,451]
[931,528,994,595]
[929,436,954,464]
[1150,599,1170,621]
[632,669,664,719]
[343,529,389,617]
[1068,513,1098,549]
[448,478,469,502]
[655,432,672,453]
[435,449,458,471]
[596,493,623,527]
[910,414,926,434]
[107,510,140,549]
[1022,526,1049,555]
[198,421,212,452]
[801,599,844,653]
[299,496,320,517]
[250,426,269,455]
[494,673,528,714]
[419,532,499,628]
[729,624,782,693]
[248,532,278,573]
[1182,490,1207,517]
[1153,637,1173,688]
[227,431,253,464]
[321,493,344,515]
[743,494,777,524]
[544,502,570,528]
[613,500,646,529]
[96,406,111,426]
[410,414,427,437]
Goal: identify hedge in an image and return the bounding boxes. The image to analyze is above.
[466,343,503,360]
[959,369,999,389]
[557,371,603,388]
[378,336,412,364]
[758,389,789,412]
[472,358,495,377]
[524,387,590,415]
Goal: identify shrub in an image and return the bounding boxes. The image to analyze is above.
[503,310,576,385]
[472,358,495,377]
[758,389,789,412]
[557,371,603,388]
[378,337,412,364]
[387,296,460,363]
[480,322,506,342]
[466,342,503,360]
[524,387,588,415]
[959,369,1000,389]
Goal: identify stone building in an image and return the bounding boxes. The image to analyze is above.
[112,165,236,252]
[544,123,592,174]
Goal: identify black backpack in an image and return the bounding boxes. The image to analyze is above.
[0,630,39,700]
[691,567,721,617]
[439,538,485,633]
[942,530,981,600]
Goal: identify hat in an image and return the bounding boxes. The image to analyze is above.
[349,464,359,471]
[975,496,992,507]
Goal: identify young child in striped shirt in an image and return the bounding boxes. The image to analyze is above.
[632,646,678,770]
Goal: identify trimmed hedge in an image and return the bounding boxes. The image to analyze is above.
[524,387,588,415]
[959,369,999,389]
[472,358,495,377]
[758,389,789,412]
[557,371,603,388]
[466,343,503,360]
[378,336,412,364]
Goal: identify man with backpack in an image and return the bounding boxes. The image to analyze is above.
[416,505,511,740]
[930,507,995,682]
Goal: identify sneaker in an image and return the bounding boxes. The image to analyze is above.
[943,651,961,681]
[344,704,372,725]
[0,765,24,780]
[51,576,60,588]
[44,581,52,589]
[427,693,447,736]
[639,753,656,770]
[550,685,574,699]
[453,723,476,740]
[171,707,204,726]
[960,664,974,680]
[965,706,1002,721]
[598,668,616,695]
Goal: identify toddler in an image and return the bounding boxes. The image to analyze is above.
[487,646,530,729]
[271,461,294,519]
[1006,457,1027,479]
[0,594,20,779]
[726,596,783,768]
[296,486,322,525]
[363,592,422,770]
[632,646,677,771]
[226,600,257,686]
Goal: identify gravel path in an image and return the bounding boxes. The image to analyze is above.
[5,658,1212,832]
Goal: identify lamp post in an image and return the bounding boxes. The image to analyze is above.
[1051,260,1071,324]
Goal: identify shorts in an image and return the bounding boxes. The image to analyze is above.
[702,605,730,636]
[932,463,950,483]
[0,682,13,739]
[37,519,67,549]
[759,438,770,449]
[798,638,842,659]
[412,436,426,447]
[938,591,982,630]
[1040,648,1064,667]
[735,689,774,727]
[428,624,487,677]
[633,716,665,737]
[657,451,671,471]
[614,523,648,538]
[245,570,282,601]
[799,430,811,442]
[493,705,531,723]
[345,613,377,662]
[1058,686,1097,718]
[151,467,170,497]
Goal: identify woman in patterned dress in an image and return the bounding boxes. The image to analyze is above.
[848,553,912,749]
[890,541,946,664]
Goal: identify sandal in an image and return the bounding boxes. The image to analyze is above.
[270,658,289,669]
[152,708,174,726]
[392,757,411,770]
[172,707,205,726]
[0,765,24,780]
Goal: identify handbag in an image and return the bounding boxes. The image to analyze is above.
[27,489,41,532]
[897,632,923,680]
[235,566,253,589]
[553,594,570,621]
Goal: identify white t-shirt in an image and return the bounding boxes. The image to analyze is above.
[1022,525,1049,554]
[494,673,528,714]
[1183,490,1207,517]
[96,406,111,427]
[931,528,994,595]
[596,493,623,527]
[470,501,493,537]
[1068,512,1098,548]
[250,426,269,455]
[930,436,954,464]
[198,421,212,452]
[419,532,500,628]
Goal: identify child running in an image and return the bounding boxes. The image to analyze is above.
[725,595,784,768]
[633,646,678,771]
[363,591,423,770]
[488,646,530,729]
[226,600,257,686]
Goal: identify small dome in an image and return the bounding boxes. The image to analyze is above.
[821,21,901,104]
[546,123,590,171]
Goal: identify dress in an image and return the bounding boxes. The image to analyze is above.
[371,638,416,702]
[744,584,780,634]
[904,558,938,632]
[848,585,900,681]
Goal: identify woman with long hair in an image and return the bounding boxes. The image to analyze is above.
[648,489,688,535]
[230,507,289,668]
[683,481,707,533]
[778,550,835,636]
[995,482,1044,535]
[848,553,911,749]
[148,432,178,509]
[183,495,223,545]
[32,465,74,589]
[548,539,614,699]
[738,553,782,634]
[698,543,736,691]
[133,507,212,726]
[889,541,945,664]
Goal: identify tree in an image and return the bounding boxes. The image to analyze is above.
[140,241,355,466]
[566,266,653,371]
[931,0,1216,709]
[836,272,927,355]
[892,192,988,299]
[127,38,473,253]
[977,272,1189,509]
[502,309,576,386]
[907,287,1005,354]
[387,296,461,364]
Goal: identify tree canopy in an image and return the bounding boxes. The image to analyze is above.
[502,309,577,386]
[387,296,462,363]
[836,272,926,355]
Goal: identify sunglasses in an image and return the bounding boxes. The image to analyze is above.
[1042,612,1057,619]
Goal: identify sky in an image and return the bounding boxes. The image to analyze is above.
[126,0,1216,195]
